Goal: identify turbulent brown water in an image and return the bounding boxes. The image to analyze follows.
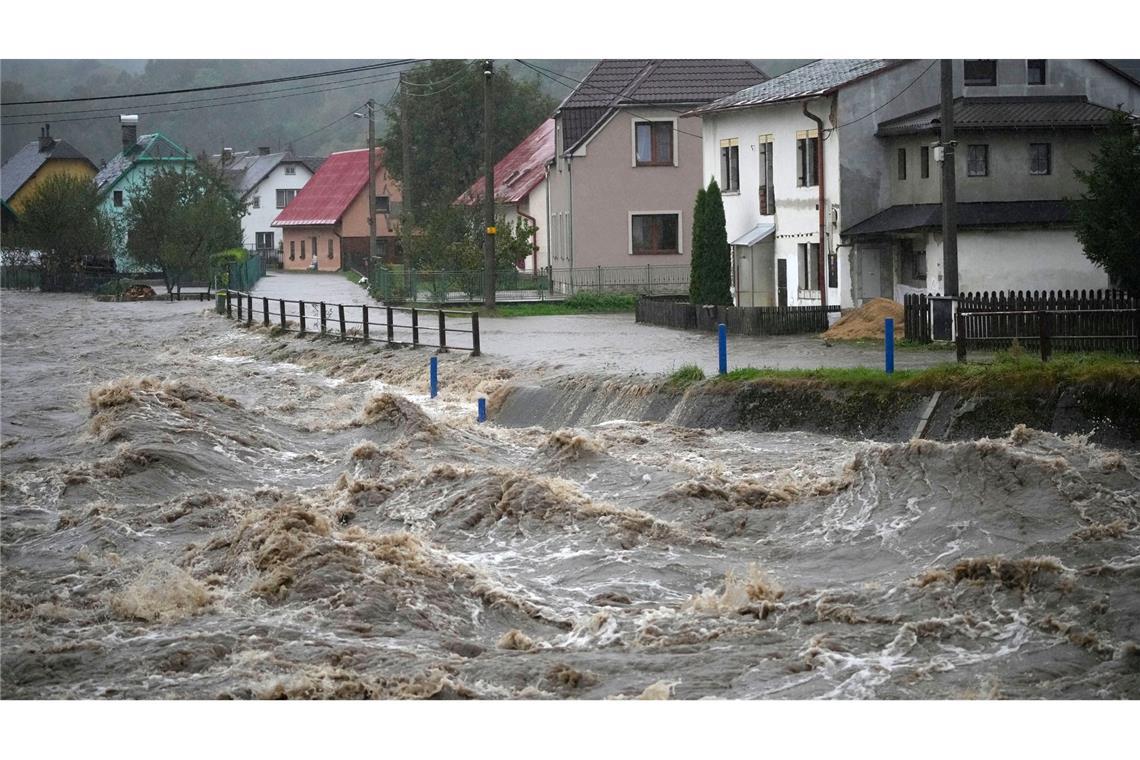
[2,291,1138,699]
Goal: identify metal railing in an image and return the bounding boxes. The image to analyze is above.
[369,267,553,304]
[223,290,481,354]
[550,264,690,296]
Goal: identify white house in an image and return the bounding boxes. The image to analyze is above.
[692,59,1140,308]
[213,148,324,258]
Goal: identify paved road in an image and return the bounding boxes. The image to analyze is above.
[250,271,960,376]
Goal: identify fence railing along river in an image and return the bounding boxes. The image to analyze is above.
[222,290,480,354]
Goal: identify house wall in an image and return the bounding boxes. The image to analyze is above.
[922,228,1110,293]
[7,158,96,214]
[340,164,402,238]
[281,226,340,271]
[548,106,704,272]
[519,177,549,272]
[101,159,196,272]
[700,97,845,307]
[242,162,313,252]
[887,131,1099,207]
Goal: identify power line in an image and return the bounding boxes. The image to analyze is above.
[0,72,406,126]
[290,105,367,146]
[0,60,423,106]
[829,59,937,134]
[4,68,410,120]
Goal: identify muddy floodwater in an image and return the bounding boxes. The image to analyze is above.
[2,291,1138,699]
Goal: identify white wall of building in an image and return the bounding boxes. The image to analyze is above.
[242,162,313,251]
[700,97,847,308]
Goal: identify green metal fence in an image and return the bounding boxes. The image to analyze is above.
[0,266,42,290]
[369,267,553,304]
[222,254,267,292]
[550,264,689,296]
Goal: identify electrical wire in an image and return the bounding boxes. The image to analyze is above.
[1,60,423,106]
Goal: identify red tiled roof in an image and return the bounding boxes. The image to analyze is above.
[272,148,378,227]
[456,118,554,206]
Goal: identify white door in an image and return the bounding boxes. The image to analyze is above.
[860,247,882,301]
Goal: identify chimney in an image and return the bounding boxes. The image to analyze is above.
[38,124,54,152]
[120,115,139,153]
[222,147,234,164]
[258,146,271,156]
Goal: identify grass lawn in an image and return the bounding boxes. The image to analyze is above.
[666,351,1140,395]
[484,292,637,317]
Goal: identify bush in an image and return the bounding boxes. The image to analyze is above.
[563,292,637,311]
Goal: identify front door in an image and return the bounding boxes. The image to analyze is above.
[777,258,788,308]
[860,247,883,301]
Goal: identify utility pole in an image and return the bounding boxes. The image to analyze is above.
[399,72,413,264]
[482,59,496,309]
[367,98,378,267]
[940,60,959,297]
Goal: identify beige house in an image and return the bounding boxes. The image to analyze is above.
[545,60,767,292]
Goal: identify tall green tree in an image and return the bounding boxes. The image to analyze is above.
[407,206,534,272]
[5,173,114,291]
[379,60,555,221]
[124,163,243,293]
[690,178,732,305]
[1072,111,1140,294]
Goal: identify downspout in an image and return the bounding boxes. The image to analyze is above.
[802,102,828,312]
[567,157,574,292]
[516,203,538,275]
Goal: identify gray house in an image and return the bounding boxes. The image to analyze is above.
[546,59,767,291]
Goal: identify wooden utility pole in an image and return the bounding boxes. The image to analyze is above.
[482,59,496,308]
[367,98,378,265]
[940,60,959,297]
[399,72,413,263]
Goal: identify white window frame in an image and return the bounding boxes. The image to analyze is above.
[720,138,740,194]
[630,116,679,168]
[628,210,683,255]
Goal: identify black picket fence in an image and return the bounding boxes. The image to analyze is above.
[636,297,839,336]
[222,290,481,354]
[905,289,1139,346]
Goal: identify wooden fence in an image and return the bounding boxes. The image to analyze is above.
[956,308,1139,360]
[223,291,480,355]
[636,297,839,336]
[905,289,1138,346]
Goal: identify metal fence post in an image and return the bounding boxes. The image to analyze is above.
[338,304,346,337]
[246,294,253,326]
[885,318,894,374]
[279,299,286,329]
[226,290,233,318]
[299,301,307,334]
[386,306,394,344]
[718,323,727,375]
[478,397,487,423]
[262,297,270,327]
[471,312,481,356]
[320,302,327,335]
[438,310,447,351]
[411,308,419,346]
[430,356,438,399]
[362,305,370,342]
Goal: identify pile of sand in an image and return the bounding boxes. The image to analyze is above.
[823,297,905,341]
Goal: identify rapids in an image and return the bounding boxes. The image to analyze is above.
[2,292,1138,699]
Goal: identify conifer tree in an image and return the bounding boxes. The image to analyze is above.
[688,184,708,304]
[689,178,732,305]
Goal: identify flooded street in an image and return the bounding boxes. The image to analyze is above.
[2,290,1138,699]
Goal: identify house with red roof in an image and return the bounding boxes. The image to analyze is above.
[271,147,401,272]
[456,118,555,273]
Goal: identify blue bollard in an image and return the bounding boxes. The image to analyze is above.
[430,356,438,399]
[477,397,487,423]
[718,323,728,376]
[885,318,895,374]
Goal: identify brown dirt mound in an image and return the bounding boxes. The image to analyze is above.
[823,297,905,341]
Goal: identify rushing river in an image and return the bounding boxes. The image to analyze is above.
[2,292,1138,699]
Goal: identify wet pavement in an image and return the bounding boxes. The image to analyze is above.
[251,271,961,376]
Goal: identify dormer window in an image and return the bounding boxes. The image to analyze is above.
[964,60,997,86]
[284,165,296,175]
[1027,59,1047,85]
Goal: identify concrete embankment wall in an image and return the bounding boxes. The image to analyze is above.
[491,376,1140,446]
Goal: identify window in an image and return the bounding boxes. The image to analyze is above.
[1029,143,1051,175]
[758,136,775,214]
[328,239,334,259]
[1027,59,1047,85]
[113,190,124,207]
[300,240,306,259]
[720,139,739,192]
[967,144,989,177]
[798,242,820,291]
[631,213,680,255]
[276,188,298,209]
[898,148,907,180]
[634,121,674,166]
[289,240,296,260]
[921,146,930,179]
[284,166,296,175]
[251,195,260,210]
[376,196,390,213]
[256,232,274,251]
[828,253,838,288]
[797,134,819,187]
[964,60,997,86]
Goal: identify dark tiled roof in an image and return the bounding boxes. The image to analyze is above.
[457,118,554,205]
[692,59,902,115]
[1,138,95,201]
[558,59,767,152]
[843,200,1071,236]
[877,96,1124,136]
[212,151,321,198]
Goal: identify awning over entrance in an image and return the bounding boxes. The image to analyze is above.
[730,222,775,247]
